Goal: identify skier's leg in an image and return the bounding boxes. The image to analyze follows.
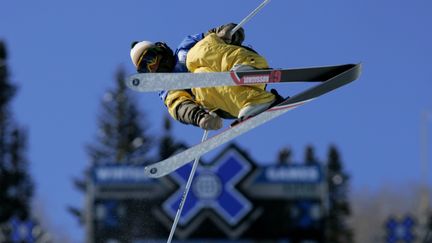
[237,88,287,121]
[192,64,277,119]
[237,100,273,119]
[230,65,277,119]
[231,64,274,120]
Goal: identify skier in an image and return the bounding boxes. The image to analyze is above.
[130,23,281,131]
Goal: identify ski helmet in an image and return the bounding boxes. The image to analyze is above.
[130,41,175,73]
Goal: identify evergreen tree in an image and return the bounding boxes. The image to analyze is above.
[71,67,155,226]
[0,41,33,223]
[87,67,153,165]
[158,116,187,160]
[325,145,353,243]
[304,144,319,165]
[0,41,49,242]
[425,213,432,242]
[277,146,293,165]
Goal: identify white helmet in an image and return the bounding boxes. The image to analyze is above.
[130,41,156,68]
[130,41,174,73]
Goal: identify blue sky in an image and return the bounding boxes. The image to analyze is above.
[1,0,431,241]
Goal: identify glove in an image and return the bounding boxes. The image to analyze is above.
[198,113,223,130]
[206,23,245,46]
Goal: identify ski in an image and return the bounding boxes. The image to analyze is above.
[144,63,362,178]
[126,64,357,92]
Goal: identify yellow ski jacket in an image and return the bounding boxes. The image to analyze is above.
[165,33,275,120]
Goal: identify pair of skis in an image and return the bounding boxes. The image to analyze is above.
[126,63,362,178]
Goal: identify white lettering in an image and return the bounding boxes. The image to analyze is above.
[265,167,320,182]
[95,166,149,182]
[241,75,270,84]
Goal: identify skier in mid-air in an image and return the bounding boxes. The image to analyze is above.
[130,23,282,131]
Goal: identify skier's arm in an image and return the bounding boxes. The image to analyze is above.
[165,90,222,130]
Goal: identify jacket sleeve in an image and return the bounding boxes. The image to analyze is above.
[164,90,208,127]
[162,33,208,126]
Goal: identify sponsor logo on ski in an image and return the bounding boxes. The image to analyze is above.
[241,74,270,84]
[233,70,282,85]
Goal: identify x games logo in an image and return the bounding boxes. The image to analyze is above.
[162,144,255,235]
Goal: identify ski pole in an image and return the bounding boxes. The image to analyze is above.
[230,0,272,37]
[166,129,209,243]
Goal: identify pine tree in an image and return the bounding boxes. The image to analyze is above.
[87,67,153,165]
[277,146,293,165]
[0,41,47,242]
[325,145,354,243]
[0,41,33,223]
[70,67,155,227]
[158,116,187,160]
[304,144,319,165]
[425,213,432,242]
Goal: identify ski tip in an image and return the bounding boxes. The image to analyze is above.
[149,167,158,174]
[131,78,140,87]
[144,166,163,178]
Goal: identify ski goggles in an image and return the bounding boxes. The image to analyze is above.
[136,48,161,73]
